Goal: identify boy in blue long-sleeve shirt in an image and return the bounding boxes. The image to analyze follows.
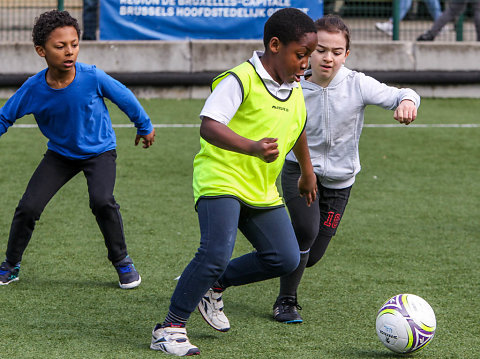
[0,10,155,288]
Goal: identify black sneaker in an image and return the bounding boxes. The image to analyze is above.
[417,31,435,41]
[114,256,141,289]
[0,261,20,285]
[273,297,303,324]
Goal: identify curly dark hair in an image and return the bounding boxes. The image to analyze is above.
[314,15,351,51]
[32,10,81,47]
[263,8,316,48]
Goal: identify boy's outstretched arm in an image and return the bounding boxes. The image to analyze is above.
[292,130,317,206]
[200,117,279,163]
[135,128,156,148]
[394,99,417,125]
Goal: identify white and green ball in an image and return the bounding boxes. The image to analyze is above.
[376,294,436,354]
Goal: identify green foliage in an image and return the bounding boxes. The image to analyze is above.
[0,98,479,358]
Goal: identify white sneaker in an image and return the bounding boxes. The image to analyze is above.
[150,324,200,356]
[198,288,230,332]
[439,24,452,35]
[375,21,393,36]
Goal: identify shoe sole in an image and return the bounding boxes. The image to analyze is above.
[150,339,200,356]
[150,343,200,356]
[197,302,230,332]
[0,277,19,285]
[119,275,141,289]
[374,24,392,37]
[273,316,303,324]
[283,319,303,324]
[185,351,201,356]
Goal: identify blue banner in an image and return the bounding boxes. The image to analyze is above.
[100,0,323,40]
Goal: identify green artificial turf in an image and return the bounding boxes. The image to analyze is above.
[0,98,478,358]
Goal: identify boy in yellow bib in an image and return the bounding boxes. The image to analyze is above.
[150,8,318,356]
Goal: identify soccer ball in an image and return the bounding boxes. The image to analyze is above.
[375,294,436,354]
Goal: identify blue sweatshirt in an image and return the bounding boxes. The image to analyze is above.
[0,62,153,159]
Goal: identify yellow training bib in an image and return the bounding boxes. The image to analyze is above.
[193,61,306,208]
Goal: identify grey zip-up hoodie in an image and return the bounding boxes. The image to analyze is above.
[286,66,420,189]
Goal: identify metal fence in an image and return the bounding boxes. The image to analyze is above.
[338,0,479,42]
[0,0,82,42]
[0,0,478,42]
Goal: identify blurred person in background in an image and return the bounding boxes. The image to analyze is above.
[417,0,480,40]
[376,0,442,36]
[82,0,98,40]
[324,0,346,15]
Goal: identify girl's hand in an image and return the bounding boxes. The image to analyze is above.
[135,128,155,148]
[252,137,279,163]
[394,100,417,125]
[298,171,317,206]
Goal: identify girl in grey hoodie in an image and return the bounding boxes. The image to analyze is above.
[272,15,421,324]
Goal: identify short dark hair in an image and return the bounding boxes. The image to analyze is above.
[32,10,81,47]
[314,15,351,51]
[263,8,316,48]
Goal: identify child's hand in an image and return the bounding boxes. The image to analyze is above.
[298,171,317,206]
[394,99,417,125]
[135,129,155,148]
[253,137,279,163]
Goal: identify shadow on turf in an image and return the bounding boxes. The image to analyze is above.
[8,277,127,290]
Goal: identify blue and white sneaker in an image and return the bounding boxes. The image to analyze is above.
[113,256,141,289]
[273,296,303,324]
[150,324,200,356]
[0,261,20,285]
[198,288,230,332]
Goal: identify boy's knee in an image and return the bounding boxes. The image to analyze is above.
[89,195,117,214]
[193,247,230,278]
[205,255,230,277]
[15,200,43,220]
[281,251,300,274]
[262,251,299,277]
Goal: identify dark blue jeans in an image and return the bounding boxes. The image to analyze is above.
[169,197,300,319]
[5,149,127,265]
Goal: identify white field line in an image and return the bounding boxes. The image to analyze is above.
[12,123,201,128]
[10,123,480,129]
[363,124,480,128]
